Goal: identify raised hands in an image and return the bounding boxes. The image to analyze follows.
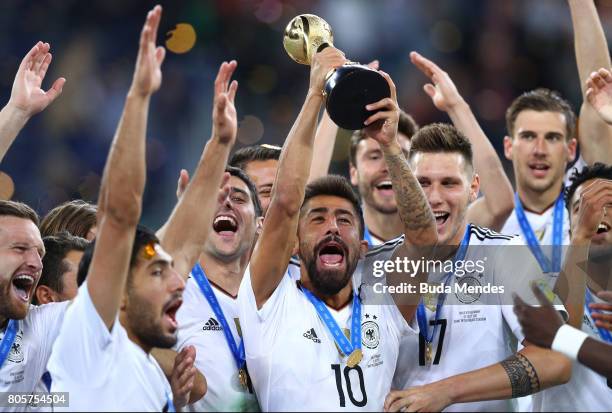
[586,68,612,125]
[590,291,612,332]
[130,5,166,97]
[211,61,239,145]
[309,47,347,95]
[8,41,65,119]
[363,71,400,147]
[570,178,612,243]
[170,346,198,409]
[410,51,464,112]
[513,283,565,349]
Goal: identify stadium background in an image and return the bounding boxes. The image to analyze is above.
[1,0,611,228]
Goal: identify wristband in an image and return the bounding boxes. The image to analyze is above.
[551,324,589,360]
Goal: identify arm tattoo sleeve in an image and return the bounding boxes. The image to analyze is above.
[383,151,434,231]
[500,353,541,398]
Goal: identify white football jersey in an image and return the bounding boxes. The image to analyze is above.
[175,277,259,412]
[48,284,172,412]
[388,226,546,412]
[238,256,417,411]
[0,302,68,412]
[502,196,571,248]
[533,290,612,412]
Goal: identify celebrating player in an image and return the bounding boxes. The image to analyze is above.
[519,163,612,411]
[385,123,571,412]
[238,46,437,411]
[47,6,200,410]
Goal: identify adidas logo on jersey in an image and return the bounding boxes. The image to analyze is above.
[303,328,321,343]
[202,317,223,331]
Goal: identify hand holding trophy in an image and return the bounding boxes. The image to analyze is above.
[283,14,391,130]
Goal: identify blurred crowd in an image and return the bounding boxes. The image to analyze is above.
[2,0,612,226]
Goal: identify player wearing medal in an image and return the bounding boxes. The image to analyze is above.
[0,39,68,413]
[384,123,572,412]
[518,163,612,412]
[238,46,438,411]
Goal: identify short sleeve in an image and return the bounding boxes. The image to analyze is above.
[238,263,298,357]
[48,283,121,386]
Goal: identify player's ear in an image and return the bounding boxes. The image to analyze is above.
[469,173,480,203]
[255,216,264,236]
[359,240,368,257]
[34,285,55,305]
[350,163,359,186]
[503,136,513,161]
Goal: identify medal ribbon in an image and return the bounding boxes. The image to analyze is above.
[584,288,612,343]
[191,263,245,370]
[0,319,18,369]
[417,224,471,348]
[514,192,564,273]
[301,287,361,358]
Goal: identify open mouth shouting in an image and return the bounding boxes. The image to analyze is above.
[316,238,347,270]
[162,296,182,332]
[374,179,394,197]
[11,272,36,303]
[528,162,551,179]
[434,211,450,231]
[213,214,239,238]
[592,221,611,243]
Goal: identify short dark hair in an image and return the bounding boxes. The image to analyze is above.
[302,175,365,238]
[229,144,281,170]
[77,225,159,287]
[34,232,89,304]
[408,123,474,170]
[227,166,263,218]
[40,200,97,239]
[564,163,612,213]
[349,110,418,166]
[505,88,576,140]
[0,200,40,226]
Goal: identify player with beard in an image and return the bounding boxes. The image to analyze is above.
[46,7,214,410]
[384,123,571,412]
[0,201,69,412]
[238,46,437,411]
[515,163,612,412]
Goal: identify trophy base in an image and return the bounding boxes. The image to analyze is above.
[325,64,391,130]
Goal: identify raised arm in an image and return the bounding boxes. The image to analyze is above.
[568,0,612,165]
[250,48,347,308]
[88,5,164,328]
[362,71,437,322]
[555,178,612,328]
[0,42,65,164]
[157,61,239,278]
[410,52,513,231]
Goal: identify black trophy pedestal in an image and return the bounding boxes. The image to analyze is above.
[324,64,391,131]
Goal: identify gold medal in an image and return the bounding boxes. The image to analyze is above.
[425,342,433,365]
[238,368,248,390]
[346,349,363,368]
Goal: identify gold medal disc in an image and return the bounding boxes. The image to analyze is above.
[346,349,363,368]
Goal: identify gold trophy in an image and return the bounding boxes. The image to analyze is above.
[283,14,390,130]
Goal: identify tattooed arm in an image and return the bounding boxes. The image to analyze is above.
[384,345,571,412]
[362,71,437,323]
